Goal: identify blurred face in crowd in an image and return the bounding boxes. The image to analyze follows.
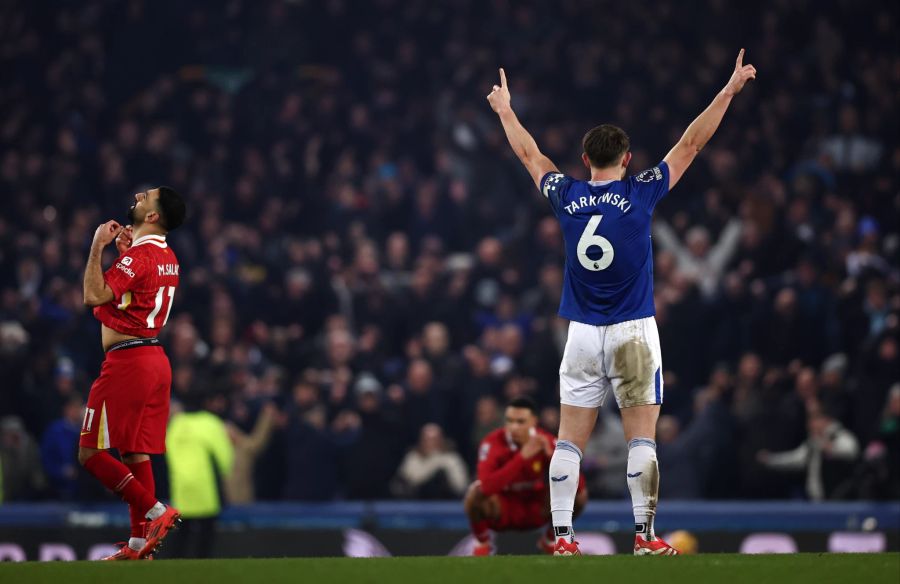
[657,415,681,444]
[419,423,445,455]
[423,322,449,357]
[795,368,819,400]
[807,410,832,438]
[127,188,162,226]
[887,387,900,417]
[474,396,500,426]
[686,227,711,258]
[737,353,762,383]
[407,359,433,394]
[64,398,84,426]
[504,405,537,447]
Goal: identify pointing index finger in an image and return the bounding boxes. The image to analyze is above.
[499,68,507,89]
[736,48,745,68]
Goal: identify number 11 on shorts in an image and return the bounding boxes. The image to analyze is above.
[82,407,95,432]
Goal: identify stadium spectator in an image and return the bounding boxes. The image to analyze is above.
[224,401,278,504]
[39,395,83,500]
[283,401,339,501]
[339,375,404,500]
[0,0,896,504]
[391,423,469,499]
[166,391,234,558]
[0,416,46,501]
[757,404,860,501]
[653,218,743,298]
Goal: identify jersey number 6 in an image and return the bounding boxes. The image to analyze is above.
[576,215,614,271]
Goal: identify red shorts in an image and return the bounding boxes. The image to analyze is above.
[79,345,171,454]
[489,491,549,531]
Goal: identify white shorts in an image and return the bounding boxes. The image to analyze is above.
[559,317,663,409]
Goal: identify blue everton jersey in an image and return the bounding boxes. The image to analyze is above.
[540,162,670,326]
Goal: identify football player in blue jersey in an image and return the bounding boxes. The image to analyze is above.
[487,49,756,556]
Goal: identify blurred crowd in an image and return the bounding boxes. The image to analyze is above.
[0,0,898,506]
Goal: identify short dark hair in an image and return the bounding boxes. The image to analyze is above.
[156,186,186,231]
[582,124,630,168]
[507,396,539,416]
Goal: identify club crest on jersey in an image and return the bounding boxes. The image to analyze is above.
[542,173,564,197]
[479,443,491,461]
[635,167,663,183]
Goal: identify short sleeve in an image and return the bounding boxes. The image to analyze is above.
[540,171,574,215]
[103,253,144,302]
[628,161,670,212]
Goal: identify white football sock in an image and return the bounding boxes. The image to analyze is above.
[627,437,659,539]
[549,439,582,542]
[128,537,146,551]
[145,501,166,520]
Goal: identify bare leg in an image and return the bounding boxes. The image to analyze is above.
[557,404,600,453]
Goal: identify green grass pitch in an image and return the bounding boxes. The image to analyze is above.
[2,554,898,584]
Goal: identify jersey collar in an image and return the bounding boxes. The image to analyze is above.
[505,431,519,451]
[131,234,168,249]
[588,179,615,186]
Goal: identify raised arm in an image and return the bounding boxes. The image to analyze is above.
[664,49,757,190]
[487,68,559,190]
[83,220,122,306]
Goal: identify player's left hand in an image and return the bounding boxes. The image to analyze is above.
[115,224,133,254]
[723,49,756,97]
[92,220,124,248]
[486,68,511,114]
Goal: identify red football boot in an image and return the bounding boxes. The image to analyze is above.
[472,540,496,556]
[552,538,581,556]
[101,542,152,561]
[633,534,679,556]
[139,505,181,558]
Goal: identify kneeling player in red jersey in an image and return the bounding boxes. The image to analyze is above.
[79,187,186,560]
[465,397,588,555]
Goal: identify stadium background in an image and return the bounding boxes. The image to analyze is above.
[0,0,897,559]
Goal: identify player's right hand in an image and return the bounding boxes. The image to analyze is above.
[486,67,511,114]
[521,433,548,459]
[723,49,756,97]
[115,224,133,255]
[92,220,123,248]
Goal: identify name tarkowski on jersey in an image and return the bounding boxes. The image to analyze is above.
[563,191,633,215]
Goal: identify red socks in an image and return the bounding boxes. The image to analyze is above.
[126,459,156,537]
[83,451,157,518]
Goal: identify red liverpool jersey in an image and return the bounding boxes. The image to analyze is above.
[93,234,180,337]
[476,427,558,497]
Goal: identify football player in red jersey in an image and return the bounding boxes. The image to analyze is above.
[78,186,186,560]
[464,397,588,555]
